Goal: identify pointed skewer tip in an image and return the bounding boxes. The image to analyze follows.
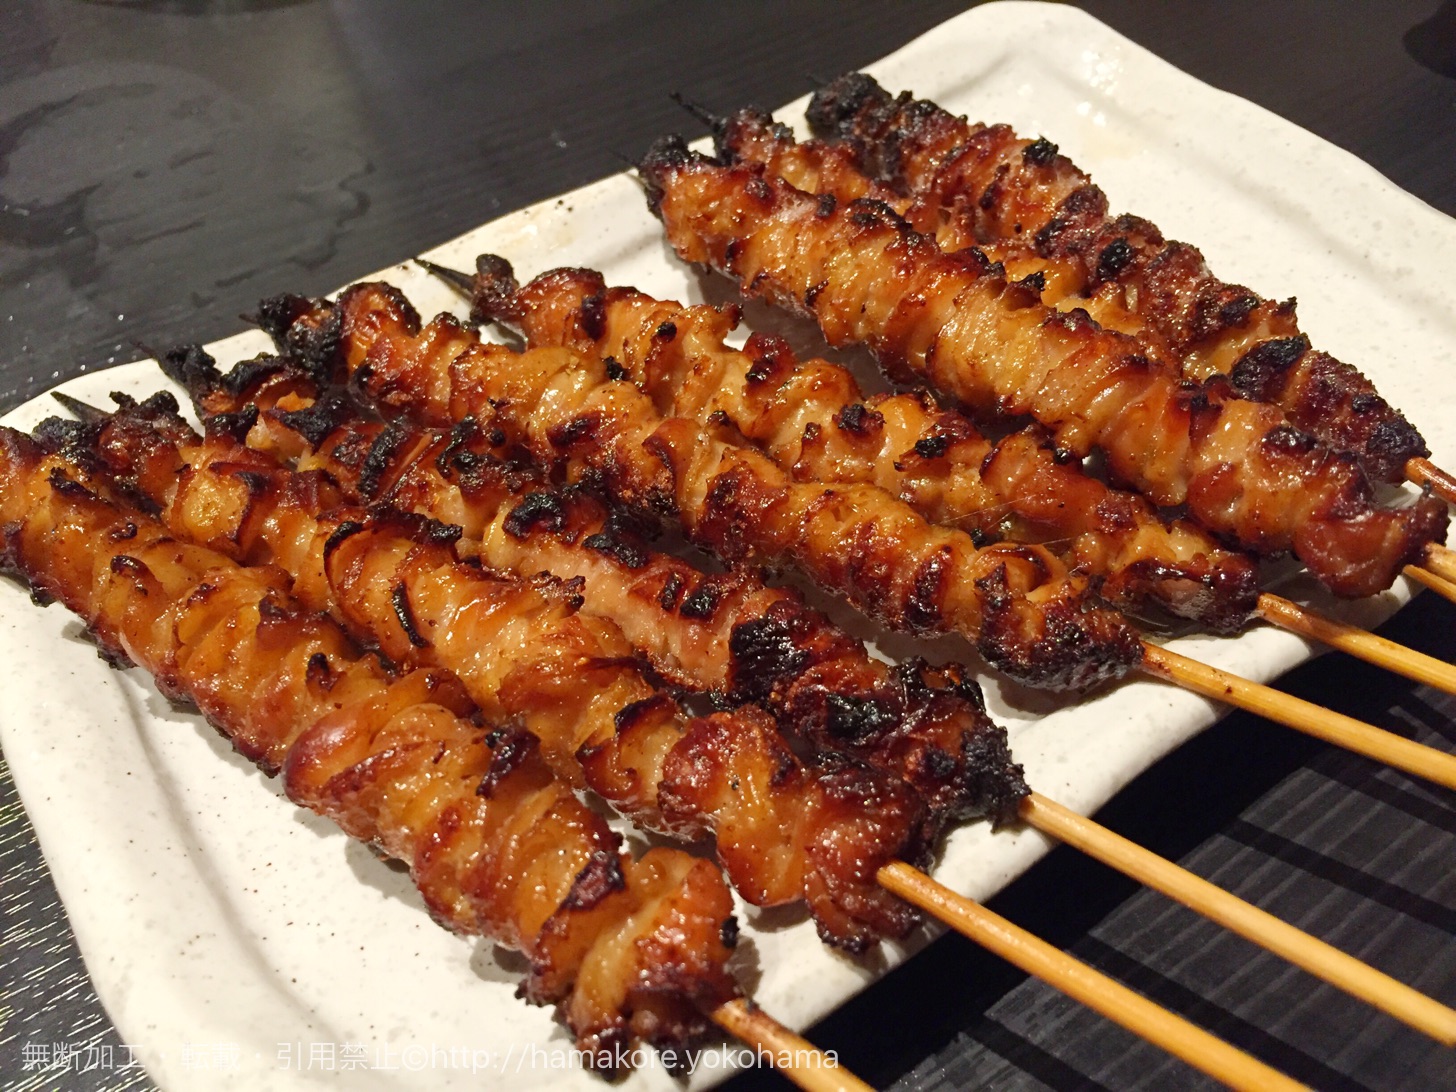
[50,391,110,423]
[669,91,724,132]
[413,258,475,298]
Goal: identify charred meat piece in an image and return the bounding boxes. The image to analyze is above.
[639,138,1445,598]
[801,73,1429,483]
[0,426,737,1056]
[259,281,1143,690]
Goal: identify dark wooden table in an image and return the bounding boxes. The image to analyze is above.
[3,2,1455,1089]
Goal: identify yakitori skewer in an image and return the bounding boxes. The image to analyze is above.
[40,392,1311,1085]
[401,259,1456,793]
[0,426,747,1065]
[795,75,1456,506]
[125,279,1456,1054]
[641,134,1447,602]
[444,256,1456,699]
[1406,564,1456,606]
[129,344,1456,1044]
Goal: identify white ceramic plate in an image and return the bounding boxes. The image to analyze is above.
[4,3,1453,1089]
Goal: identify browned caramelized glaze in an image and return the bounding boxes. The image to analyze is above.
[801,73,1429,484]
[153,351,1027,830]
[40,395,930,950]
[638,137,1446,598]
[257,282,1143,690]
[470,258,1260,634]
[0,425,737,1057]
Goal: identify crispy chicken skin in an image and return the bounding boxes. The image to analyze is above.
[157,350,1028,830]
[259,282,1143,690]
[471,258,1260,635]
[639,136,1446,598]
[800,73,1429,484]
[43,396,929,950]
[0,425,737,1057]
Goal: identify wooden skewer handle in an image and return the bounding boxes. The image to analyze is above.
[1139,645,1456,791]
[1404,564,1456,606]
[1422,544,1456,587]
[877,862,1308,1091]
[1257,593,1456,696]
[710,999,874,1092]
[1020,793,1456,1045]
[1407,457,1456,506]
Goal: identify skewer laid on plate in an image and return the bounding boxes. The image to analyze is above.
[781,76,1456,511]
[414,257,1456,795]
[173,281,1456,1046]
[1253,592,1456,695]
[1422,544,1456,586]
[423,255,1456,702]
[33,392,1312,1091]
[710,1002,873,1092]
[881,863,1310,1092]
[1405,564,1456,606]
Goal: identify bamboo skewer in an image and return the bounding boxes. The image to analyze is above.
[82,363,1455,1090]
[710,1000,873,1092]
[878,862,1310,1091]
[1140,645,1456,790]
[421,252,1456,788]
[1018,794,1456,1046]
[1405,564,1456,606]
[69,365,1456,1043]
[1408,457,1456,506]
[416,258,1456,707]
[1256,593,1456,695]
[1421,544,1456,586]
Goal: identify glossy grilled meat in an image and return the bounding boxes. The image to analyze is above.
[45,396,927,950]
[262,281,1144,690]
[473,258,1260,634]
[639,137,1447,598]
[0,426,737,1056]
[158,351,1027,829]
[802,73,1429,484]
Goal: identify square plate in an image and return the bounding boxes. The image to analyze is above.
[3,3,1452,1088]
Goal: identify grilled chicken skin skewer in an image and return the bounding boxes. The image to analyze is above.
[255,282,1145,691]
[152,349,1026,831]
[441,255,1456,696]
[242,277,1456,1034]
[0,426,739,1057]
[638,137,1447,598]
[44,395,930,951]
[459,257,1260,634]
[798,74,1432,489]
[23,403,1331,1090]
[255,279,1456,776]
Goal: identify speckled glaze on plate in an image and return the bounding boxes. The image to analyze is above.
[2,3,1453,1089]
